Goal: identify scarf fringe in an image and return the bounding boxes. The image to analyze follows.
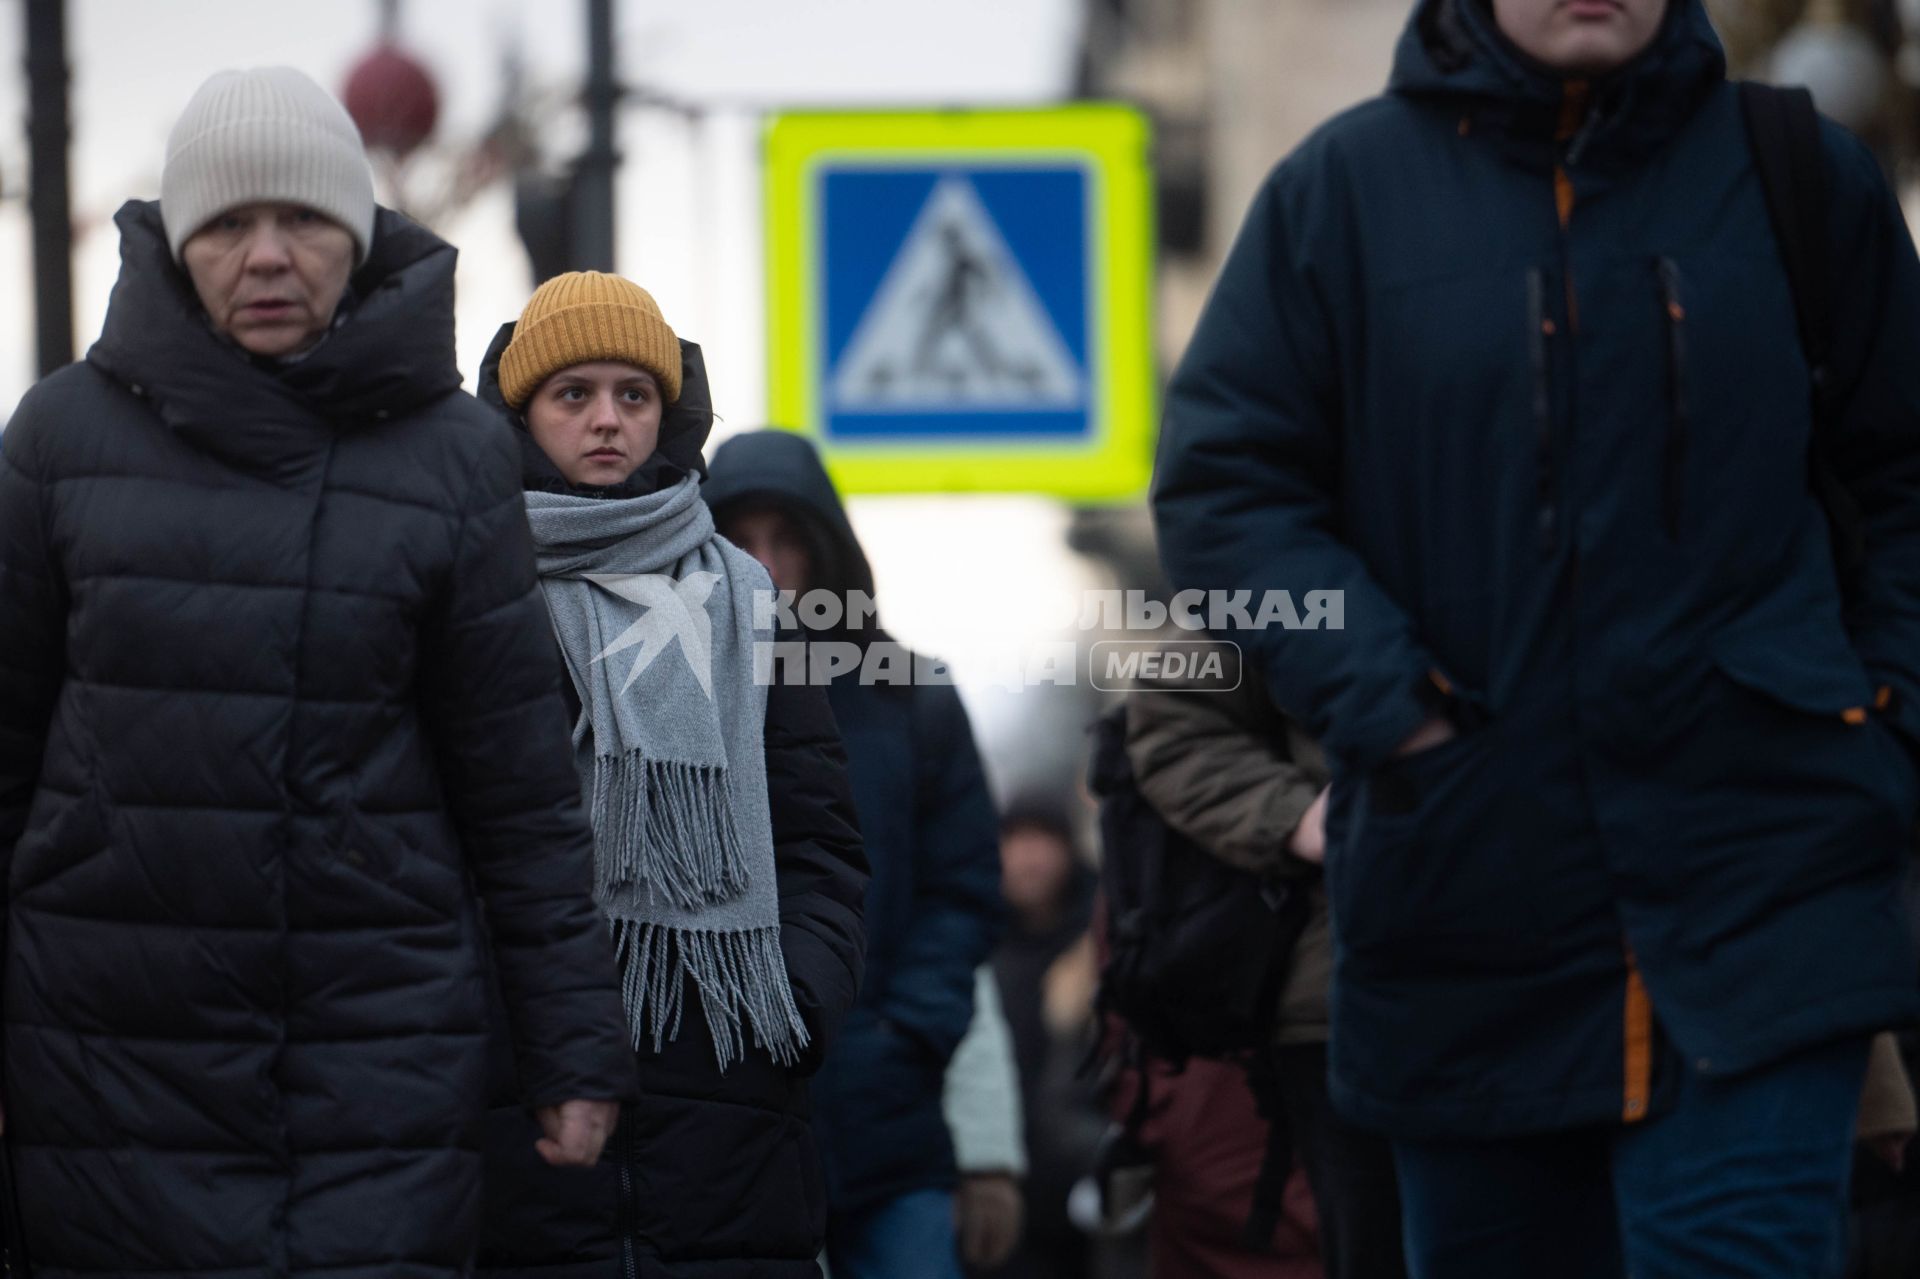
[591,753,752,910]
[611,918,810,1072]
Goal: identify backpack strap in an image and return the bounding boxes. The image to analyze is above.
[1085,702,1169,1054]
[1738,81,1866,578]
[1740,82,1831,377]
[1240,1046,1294,1252]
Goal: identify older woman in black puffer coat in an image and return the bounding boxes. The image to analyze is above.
[0,68,633,1279]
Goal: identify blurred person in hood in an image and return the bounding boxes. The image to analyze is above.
[705,429,1005,1279]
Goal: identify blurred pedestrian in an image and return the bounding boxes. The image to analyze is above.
[1154,1,1920,1275]
[472,276,869,1279]
[0,68,634,1276]
[706,429,1006,1279]
[945,966,1030,1273]
[1124,670,1403,1279]
[981,800,1110,1279]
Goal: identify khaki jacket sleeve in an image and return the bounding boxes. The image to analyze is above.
[1123,671,1327,878]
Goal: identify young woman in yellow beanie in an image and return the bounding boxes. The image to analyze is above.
[473,272,869,1279]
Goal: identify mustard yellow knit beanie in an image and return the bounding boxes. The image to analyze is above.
[498,271,683,409]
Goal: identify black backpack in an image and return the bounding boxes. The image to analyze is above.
[1086,701,1313,1247]
[1088,702,1311,1062]
[1738,81,1865,582]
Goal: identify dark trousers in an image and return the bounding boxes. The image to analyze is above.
[1273,1043,1407,1279]
[1392,1035,1872,1279]
[827,1188,963,1279]
[1847,1146,1920,1279]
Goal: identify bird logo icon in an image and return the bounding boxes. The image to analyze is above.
[583,571,721,698]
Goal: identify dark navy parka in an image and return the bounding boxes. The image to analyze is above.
[704,430,1006,1213]
[1154,0,1920,1138]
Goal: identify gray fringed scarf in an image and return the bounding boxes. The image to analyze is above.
[525,474,807,1071]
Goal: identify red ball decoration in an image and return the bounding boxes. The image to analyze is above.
[343,45,440,156]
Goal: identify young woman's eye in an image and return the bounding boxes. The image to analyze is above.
[621,388,649,404]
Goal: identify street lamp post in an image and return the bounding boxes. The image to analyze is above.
[574,0,619,273]
[24,0,74,378]
[509,0,621,282]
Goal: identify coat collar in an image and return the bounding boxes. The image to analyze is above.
[1389,0,1726,173]
[86,200,464,482]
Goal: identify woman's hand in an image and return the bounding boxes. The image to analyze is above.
[534,1099,619,1167]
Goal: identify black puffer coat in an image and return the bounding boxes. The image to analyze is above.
[0,201,635,1278]
[473,323,870,1279]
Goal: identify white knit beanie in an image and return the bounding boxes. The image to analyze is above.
[161,67,377,265]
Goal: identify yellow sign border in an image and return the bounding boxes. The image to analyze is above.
[764,105,1154,501]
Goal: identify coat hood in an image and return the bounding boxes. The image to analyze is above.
[702,429,877,606]
[477,317,714,498]
[1389,0,1725,171]
[86,199,464,481]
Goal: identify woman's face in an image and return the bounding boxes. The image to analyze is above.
[1490,0,1667,76]
[524,362,665,487]
[180,202,355,358]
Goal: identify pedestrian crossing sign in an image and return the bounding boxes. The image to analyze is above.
[764,106,1155,501]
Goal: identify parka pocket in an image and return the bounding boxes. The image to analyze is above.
[1709,619,1915,828]
[1711,620,1874,720]
[1329,718,1546,970]
[1364,722,1484,818]
[1365,669,1491,817]
[1704,618,1912,875]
